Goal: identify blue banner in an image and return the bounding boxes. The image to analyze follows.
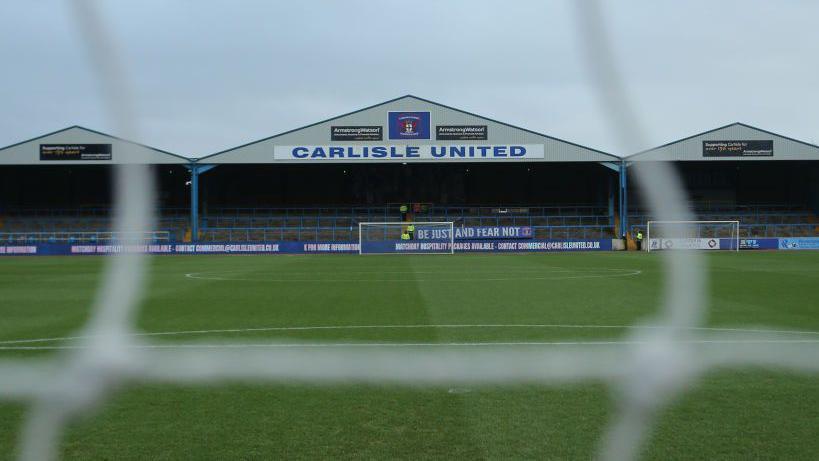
[736,238,779,250]
[361,239,611,254]
[0,243,358,256]
[779,237,819,250]
[415,226,533,241]
[0,239,612,256]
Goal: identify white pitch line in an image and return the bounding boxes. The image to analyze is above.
[1,323,819,346]
[180,266,629,276]
[2,339,818,351]
[183,267,643,283]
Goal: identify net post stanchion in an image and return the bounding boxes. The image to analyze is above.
[733,220,740,252]
[448,221,455,254]
[358,222,363,255]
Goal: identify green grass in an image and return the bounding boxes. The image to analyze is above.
[0,252,818,460]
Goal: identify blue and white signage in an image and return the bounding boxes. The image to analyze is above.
[1,239,610,256]
[388,112,430,139]
[779,237,819,250]
[737,238,778,250]
[416,226,533,240]
[273,145,545,161]
[361,239,610,254]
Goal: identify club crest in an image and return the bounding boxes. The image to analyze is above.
[388,111,430,139]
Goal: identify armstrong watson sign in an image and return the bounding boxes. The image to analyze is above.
[273,111,545,161]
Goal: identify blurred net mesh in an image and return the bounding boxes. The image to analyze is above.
[0,1,817,460]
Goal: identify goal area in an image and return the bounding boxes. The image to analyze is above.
[358,221,454,255]
[646,220,740,252]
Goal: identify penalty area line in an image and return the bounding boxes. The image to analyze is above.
[2,323,818,345]
[1,338,819,351]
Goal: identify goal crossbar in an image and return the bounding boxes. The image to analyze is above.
[358,221,455,255]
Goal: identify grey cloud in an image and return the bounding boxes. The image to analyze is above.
[1,0,817,157]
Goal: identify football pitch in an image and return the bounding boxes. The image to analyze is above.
[1,252,817,460]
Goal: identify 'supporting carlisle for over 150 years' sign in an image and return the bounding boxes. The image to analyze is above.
[702,140,773,157]
[40,144,113,161]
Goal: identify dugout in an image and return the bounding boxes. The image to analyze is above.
[193,95,624,241]
[624,123,819,237]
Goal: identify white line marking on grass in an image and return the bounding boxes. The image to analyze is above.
[448,388,472,394]
[2,339,818,351]
[183,267,643,282]
[2,323,818,345]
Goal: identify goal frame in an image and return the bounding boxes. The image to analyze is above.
[646,220,740,252]
[358,221,455,255]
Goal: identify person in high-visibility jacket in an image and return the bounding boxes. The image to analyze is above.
[400,231,411,240]
[407,223,415,240]
[399,204,408,221]
[636,230,644,251]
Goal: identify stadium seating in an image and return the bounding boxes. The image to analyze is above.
[0,207,188,243]
[197,205,615,242]
[5,203,814,244]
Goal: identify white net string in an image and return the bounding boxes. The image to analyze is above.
[0,1,816,460]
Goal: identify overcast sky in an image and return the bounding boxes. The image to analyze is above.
[1,1,817,158]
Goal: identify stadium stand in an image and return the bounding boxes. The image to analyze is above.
[3,202,815,245]
[628,203,819,238]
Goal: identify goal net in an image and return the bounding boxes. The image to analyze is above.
[4,4,819,461]
[358,221,454,255]
[646,220,740,252]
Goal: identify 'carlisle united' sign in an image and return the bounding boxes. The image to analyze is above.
[273,145,545,161]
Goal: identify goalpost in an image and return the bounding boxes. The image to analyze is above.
[359,221,455,255]
[646,220,740,252]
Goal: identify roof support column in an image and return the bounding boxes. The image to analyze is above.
[608,175,615,235]
[597,162,624,239]
[186,164,217,243]
[619,160,628,239]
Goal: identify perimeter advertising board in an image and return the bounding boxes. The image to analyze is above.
[779,238,819,250]
[0,239,611,256]
[646,238,778,250]
[737,238,778,250]
[648,238,722,250]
